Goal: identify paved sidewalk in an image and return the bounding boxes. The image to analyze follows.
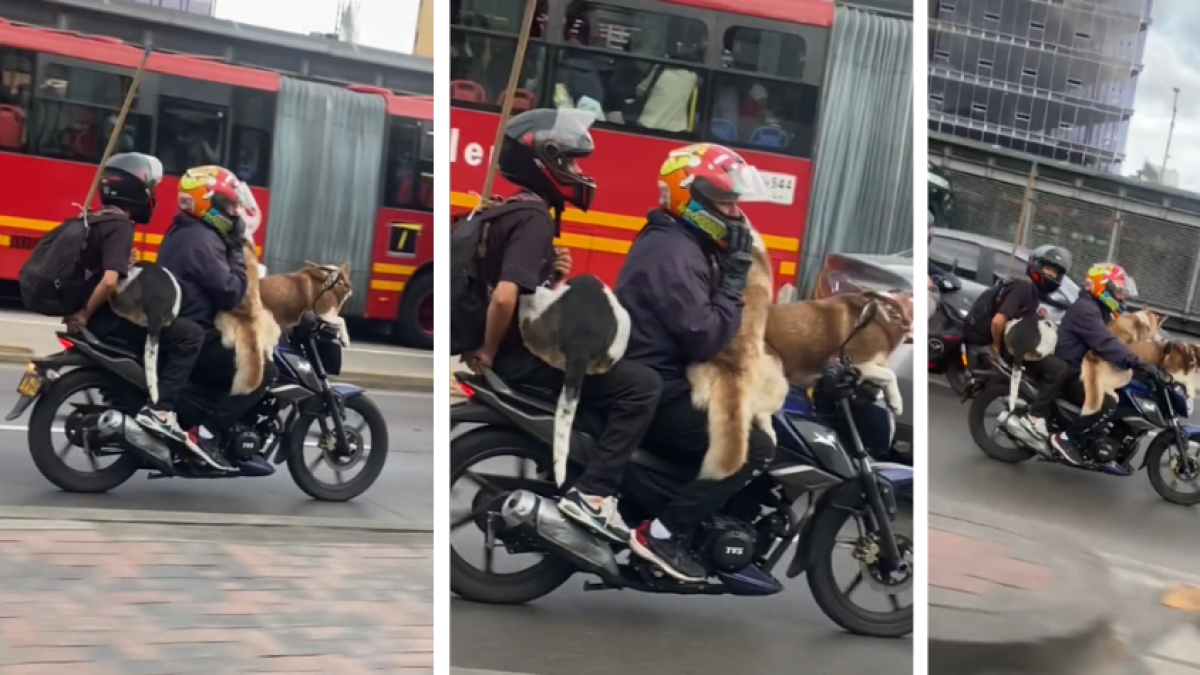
[0,518,433,673]
[929,497,1126,674]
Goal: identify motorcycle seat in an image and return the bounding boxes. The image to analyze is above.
[74,328,142,362]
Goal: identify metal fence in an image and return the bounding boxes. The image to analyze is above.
[937,164,1200,318]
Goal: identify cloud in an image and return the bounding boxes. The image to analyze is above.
[1126,0,1200,191]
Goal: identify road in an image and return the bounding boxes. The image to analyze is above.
[927,378,1200,660]
[0,365,433,529]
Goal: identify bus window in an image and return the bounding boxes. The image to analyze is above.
[384,118,432,212]
[29,63,152,163]
[155,97,228,176]
[554,1,707,134]
[451,0,549,108]
[230,88,274,186]
[0,48,33,152]
[709,27,817,157]
[723,26,806,80]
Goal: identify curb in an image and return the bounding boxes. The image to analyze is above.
[0,504,432,533]
[929,497,1125,674]
[0,345,433,393]
[452,670,536,675]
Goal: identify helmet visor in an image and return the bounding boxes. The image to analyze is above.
[144,156,164,189]
[692,159,770,204]
[1122,275,1138,299]
[548,108,596,150]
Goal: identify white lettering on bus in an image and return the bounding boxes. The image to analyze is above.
[449,127,493,167]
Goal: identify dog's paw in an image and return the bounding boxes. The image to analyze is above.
[886,388,904,416]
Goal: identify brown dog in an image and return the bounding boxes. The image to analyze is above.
[765,291,912,415]
[1080,309,1163,415]
[215,257,353,395]
[213,242,281,395]
[687,229,790,481]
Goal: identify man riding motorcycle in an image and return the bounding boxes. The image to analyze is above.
[614,143,773,583]
[963,245,1071,440]
[1049,263,1161,471]
[74,153,207,454]
[156,165,275,475]
[460,109,662,543]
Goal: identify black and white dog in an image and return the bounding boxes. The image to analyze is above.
[518,274,631,487]
[108,262,183,404]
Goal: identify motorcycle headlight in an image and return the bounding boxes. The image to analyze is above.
[957,307,968,317]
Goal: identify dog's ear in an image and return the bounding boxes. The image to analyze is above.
[303,261,319,269]
[339,261,351,274]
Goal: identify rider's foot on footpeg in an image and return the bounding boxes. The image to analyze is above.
[629,521,706,583]
[557,489,630,542]
[1050,433,1085,466]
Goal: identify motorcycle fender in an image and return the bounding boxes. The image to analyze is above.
[1138,425,1200,469]
[450,401,514,430]
[787,480,874,579]
[330,383,364,400]
[873,462,913,489]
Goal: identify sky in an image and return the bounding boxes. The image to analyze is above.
[213,0,420,54]
[1124,0,1200,191]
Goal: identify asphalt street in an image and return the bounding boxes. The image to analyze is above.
[450,442,912,674]
[0,365,433,528]
[927,379,1200,579]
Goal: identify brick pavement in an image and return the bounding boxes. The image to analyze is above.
[0,521,433,674]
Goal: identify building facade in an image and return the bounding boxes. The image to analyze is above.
[929,0,1152,173]
[113,0,214,16]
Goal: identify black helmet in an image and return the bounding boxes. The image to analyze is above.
[498,108,596,212]
[99,153,163,224]
[1028,244,1072,295]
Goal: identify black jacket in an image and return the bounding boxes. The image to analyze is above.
[1054,294,1139,369]
[614,210,743,402]
[157,214,248,329]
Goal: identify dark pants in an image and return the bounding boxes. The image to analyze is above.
[185,328,275,431]
[493,343,662,498]
[87,305,203,412]
[1026,355,1077,418]
[643,393,776,532]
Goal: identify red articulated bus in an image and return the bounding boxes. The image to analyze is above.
[0,19,434,348]
[450,0,832,291]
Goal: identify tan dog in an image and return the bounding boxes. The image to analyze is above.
[687,230,790,481]
[213,242,282,395]
[765,291,912,415]
[1080,309,1163,415]
[259,261,354,341]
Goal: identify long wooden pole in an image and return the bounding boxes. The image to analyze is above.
[82,43,153,215]
[1008,161,1038,279]
[478,0,538,202]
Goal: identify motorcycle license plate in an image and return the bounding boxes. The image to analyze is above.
[16,369,43,398]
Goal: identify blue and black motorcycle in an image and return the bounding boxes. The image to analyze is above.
[449,312,914,638]
[964,353,1200,506]
[6,313,388,501]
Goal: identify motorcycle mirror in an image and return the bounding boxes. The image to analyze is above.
[939,275,961,293]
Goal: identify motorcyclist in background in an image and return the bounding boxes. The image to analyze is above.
[1049,263,1161,472]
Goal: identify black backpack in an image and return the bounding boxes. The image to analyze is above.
[963,278,1017,344]
[449,201,543,356]
[19,215,94,317]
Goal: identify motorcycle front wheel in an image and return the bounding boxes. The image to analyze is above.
[1145,429,1200,506]
[285,393,389,502]
[806,494,913,638]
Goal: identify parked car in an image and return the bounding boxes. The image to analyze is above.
[812,251,913,464]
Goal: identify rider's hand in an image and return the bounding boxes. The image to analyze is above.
[463,347,496,375]
[1037,306,1048,319]
[63,312,87,334]
[1134,362,1165,381]
[226,239,246,269]
[989,342,1001,358]
[718,222,754,294]
[553,247,572,281]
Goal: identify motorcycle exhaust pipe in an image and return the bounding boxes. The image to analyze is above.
[501,490,621,581]
[96,410,174,468]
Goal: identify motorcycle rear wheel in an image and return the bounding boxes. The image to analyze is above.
[968,384,1036,463]
[450,426,576,605]
[806,496,913,638]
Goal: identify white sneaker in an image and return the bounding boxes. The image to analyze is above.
[557,489,631,542]
[1019,414,1050,440]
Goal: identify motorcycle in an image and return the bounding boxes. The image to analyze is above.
[449,314,913,638]
[928,272,972,394]
[963,356,1200,506]
[6,313,389,501]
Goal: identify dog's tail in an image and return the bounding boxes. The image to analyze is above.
[553,354,587,488]
[144,313,164,405]
[699,369,751,481]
